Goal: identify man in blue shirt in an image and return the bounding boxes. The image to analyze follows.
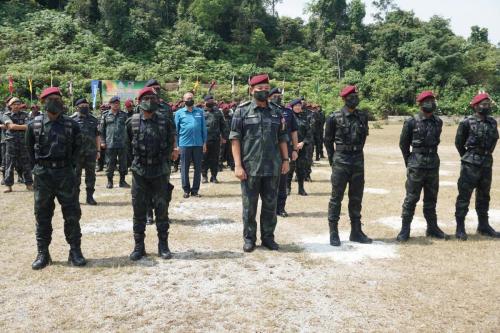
[174,92,207,198]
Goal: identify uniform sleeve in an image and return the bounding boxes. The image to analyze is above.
[324,115,336,165]
[229,108,243,141]
[3,113,13,125]
[290,112,298,133]
[303,118,313,145]
[125,117,133,154]
[201,110,207,144]
[278,112,288,143]
[399,118,412,166]
[25,122,35,164]
[72,121,82,168]
[455,119,468,157]
[219,111,227,140]
[99,115,106,144]
[490,119,499,153]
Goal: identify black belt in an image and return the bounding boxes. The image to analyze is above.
[36,160,68,168]
[467,147,492,155]
[336,144,363,152]
[136,156,162,165]
[412,147,438,154]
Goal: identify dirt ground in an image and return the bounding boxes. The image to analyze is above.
[0,124,498,332]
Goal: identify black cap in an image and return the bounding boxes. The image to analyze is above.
[109,96,120,103]
[145,79,160,87]
[290,98,302,107]
[74,98,88,107]
[269,88,282,96]
[204,95,214,101]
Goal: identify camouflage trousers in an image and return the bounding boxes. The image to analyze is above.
[202,141,220,178]
[455,162,492,220]
[4,141,33,186]
[33,167,82,247]
[328,163,364,223]
[306,143,314,176]
[288,147,308,184]
[132,172,170,235]
[241,176,279,242]
[106,148,128,178]
[401,167,439,222]
[76,153,97,194]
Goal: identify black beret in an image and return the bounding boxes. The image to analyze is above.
[109,96,120,103]
[269,88,282,96]
[145,79,160,87]
[204,95,214,101]
[74,98,88,106]
[290,98,302,107]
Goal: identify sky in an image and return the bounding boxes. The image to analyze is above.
[276,0,500,45]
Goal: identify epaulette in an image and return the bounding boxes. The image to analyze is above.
[238,101,251,108]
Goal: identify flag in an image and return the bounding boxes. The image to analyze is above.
[231,76,235,95]
[208,80,216,93]
[68,81,73,96]
[193,77,200,92]
[8,75,14,96]
[281,77,286,99]
[50,71,53,87]
[28,77,33,95]
[91,80,100,109]
[178,76,182,91]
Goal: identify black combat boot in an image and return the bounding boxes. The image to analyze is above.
[158,232,172,259]
[68,242,87,266]
[106,176,113,189]
[477,215,500,238]
[119,175,130,188]
[396,217,412,242]
[298,180,308,196]
[261,238,279,251]
[86,190,97,205]
[243,239,256,253]
[455,216,468,241]
[32,245,52,270]
[349,220,373,244]
[129,233,146,261]
[329,221,341,246]
[426,218,450,240]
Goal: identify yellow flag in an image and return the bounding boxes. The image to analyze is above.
[193,79,200,92]
[28,77,33,94]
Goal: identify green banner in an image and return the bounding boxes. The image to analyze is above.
[101,80,148,103]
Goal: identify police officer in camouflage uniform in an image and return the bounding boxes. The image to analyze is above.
[325,85,372,247]
[202,95,226,184]
[269,88,298,218]
[288,98,312,196]
[397,91,449,242]
[26,87,85,270]
[100,96,129,189]
[219,103,235,171]
[230,74,289,252]
[127,87,175,260]
[455,92,499,240]
[96,103,110,172]
[304,103,315,181]
[2,97,33,193]
[313,105,326,160]
[71,98,100,205]
[0,97,13,185]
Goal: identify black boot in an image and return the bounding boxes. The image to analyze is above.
[262,238,279,251]
[396,217,412,242]
[243,239,256,253]
[158,232,172,259]
[68,242,87,266]
[349,220,372,244]
[129,233,146,261]
[477,215,500,238]
[426,218,450,240]
[455,216,468,241]
[106,176,113,189]
[298,180,308,196]
[86,190,97,205]
[119,175,130,188]
[329,221,340,246]
[32,246,52,270]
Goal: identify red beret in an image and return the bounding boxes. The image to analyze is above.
[416,90,435,103]
[137,87,157,100]
[248,74,269,86]
[340,85,357,98]
[470,93,490,106]
[40,87,62,99]
[124,99,134,107]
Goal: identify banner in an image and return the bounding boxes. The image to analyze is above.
[90,80,100,109]
[101,80,148,103]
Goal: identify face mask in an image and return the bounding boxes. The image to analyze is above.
[421,101,437,113]
[206,102,215,108]
[345,95,359,109]
[478,106,491,115]
[45,99,64,115]
[79,106,90,115]
[271,97,282,105]
[254,90,269,102]
[140,100,159,112]
[185,100,194,107]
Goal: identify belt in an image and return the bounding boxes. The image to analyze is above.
[136,156,162,165]
[467,147,492,155]
[412,147,438,154]
[336,144,363,152]
[37,160,68,168]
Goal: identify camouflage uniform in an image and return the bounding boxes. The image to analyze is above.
[314,109,326,159]
[100,110,128,186]
[26,113,83,264]
[219,109,234,170]
[3,110,33,187]
[203,106,226,181]
[324,106,371,245]
[230,100,288,246]
[305,108,315,180]
[71,111,99,202]
[455,114,499,239]
[398,112,448,240]
[287,110,312,195]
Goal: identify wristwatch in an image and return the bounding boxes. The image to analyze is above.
[282,158,290,162]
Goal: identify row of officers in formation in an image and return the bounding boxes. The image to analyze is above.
[0,75,498,270]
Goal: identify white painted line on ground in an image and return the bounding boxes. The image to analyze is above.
[82,219,130,234]
[364,188,390,195]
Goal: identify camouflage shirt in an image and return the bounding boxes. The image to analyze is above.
[399,112,442,169]
[229,100,288,177]
[100,110,127,149]
[455,114,499,168]
[2,110,29,143]
[204,106,227,142]
[324,106,369,167]
[71,112,99,156]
